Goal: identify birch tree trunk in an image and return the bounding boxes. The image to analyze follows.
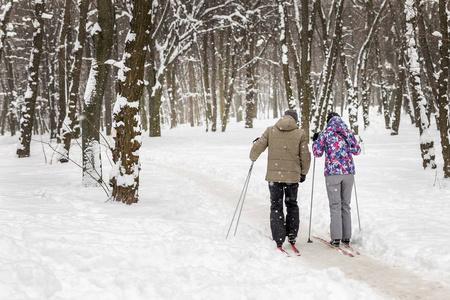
[16,1,44,158]
[436,0,450,178]
[110,0,152,204]
[59,0,89,163]
[82,0,114,187]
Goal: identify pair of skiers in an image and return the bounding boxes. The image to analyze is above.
[250,110,360,252]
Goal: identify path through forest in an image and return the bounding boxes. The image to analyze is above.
[155,161,450,300]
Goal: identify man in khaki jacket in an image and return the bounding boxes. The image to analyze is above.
[250,110,311,252]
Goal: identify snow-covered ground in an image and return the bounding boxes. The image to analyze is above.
[0,114,449,300]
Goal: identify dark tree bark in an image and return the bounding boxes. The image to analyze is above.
[110,0,152,204]
[82,0,114,186]
[210,32,218,132]
[390,65,405,136]
[415,0,438,105]
[277,0,295,110]
[314,0,345,132]
[168,64,178,129]
[202,32,212,131]
[59,0,89,162]
[298,0,317,137]
[188,59,196,127]
[403,0,436,169]
[244,33,256,129]
[16,1,45,158]
[56,0,72,141]
[0,42,16,136]
[147,33,163,137]
[436,0,450,177]
[0,0,14,62]
[348,0,388,135]
[221,27,237,132]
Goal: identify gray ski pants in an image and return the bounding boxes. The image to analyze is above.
[325,174,354,240]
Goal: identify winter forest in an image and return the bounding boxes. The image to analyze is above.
[0,0,450,206]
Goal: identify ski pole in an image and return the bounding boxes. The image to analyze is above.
[307,157,316,243]
[226,161,254,239]
[354,177,361,231]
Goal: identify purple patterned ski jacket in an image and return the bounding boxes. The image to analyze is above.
[312,116,361,176]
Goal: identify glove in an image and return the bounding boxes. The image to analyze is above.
[300,174,306,183]
[253,137,260,143]
[312,132,319,142]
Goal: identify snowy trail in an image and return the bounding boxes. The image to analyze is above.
[1,116,450,299]
[152,156,450,300]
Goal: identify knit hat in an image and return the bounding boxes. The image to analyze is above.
[284,110,298,123]
[326,112,340,124]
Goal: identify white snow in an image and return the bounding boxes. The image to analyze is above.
[1,113,450,299]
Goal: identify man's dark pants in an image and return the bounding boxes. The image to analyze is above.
[268,182,299,247]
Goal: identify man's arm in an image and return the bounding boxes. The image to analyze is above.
[299,132,311,175]
[250,128,269,161]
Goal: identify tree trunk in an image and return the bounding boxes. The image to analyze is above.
[210,32,218,132]
[314,0,345,132]
[348,0,389,135]
[404,0,436,169]
[244,36,256,129]
[16,1,44,158]
[0,0,14,62]
[56,0,72,141]
[299,0,318,133]
[59,0,89,162]
[390,64,405,136]
[415,0,438,105]
[110,0,152,204]
[104,5,118,136]
[221,27,236,132]
[147,35,163,137]
[168,65,177,129]
[82,0,114,187]
[277,0,295,110]
[437,0,450,178]
[1,42,16,136]
[202,33,212,131]
[375,41,390,129]
[44,35,58,139]
[188,59,196,127]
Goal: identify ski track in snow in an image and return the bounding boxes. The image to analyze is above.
[1,115,450,299]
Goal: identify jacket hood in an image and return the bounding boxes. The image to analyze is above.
[275,115,299,131]
[326,116,348,133]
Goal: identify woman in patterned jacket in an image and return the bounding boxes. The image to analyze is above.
[312,112,361,247]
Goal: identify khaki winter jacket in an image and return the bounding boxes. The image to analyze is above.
[250,115,311,183]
